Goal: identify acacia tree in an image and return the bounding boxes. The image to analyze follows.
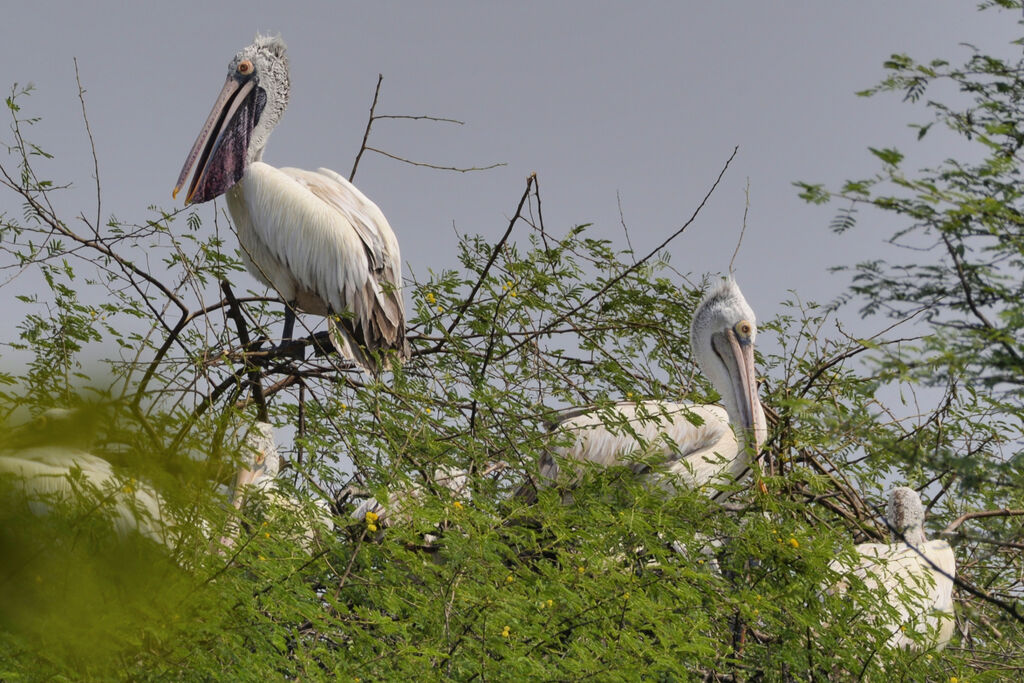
[2,5,1024,678]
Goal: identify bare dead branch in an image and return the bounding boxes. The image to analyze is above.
[350,74,384,182]
[364,146,505,173]
[73,58,101,237]
[221,280,269,423]
[944,508,1024,534]
[374,114,465,125]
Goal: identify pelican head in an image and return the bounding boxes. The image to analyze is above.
[232,421,280,495]
[887,486,927,546]
[174,34,290,204]
[690,279,767,452]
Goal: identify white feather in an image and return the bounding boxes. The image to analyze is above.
[0,446,176,547]
[539,402,742,496]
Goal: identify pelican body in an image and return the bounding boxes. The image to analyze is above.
[174,35,408,373]
[226,421,334,550]
[522,279,767,499]
[830,487,956,650]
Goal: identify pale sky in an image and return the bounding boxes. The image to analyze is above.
[1,2,1021,338]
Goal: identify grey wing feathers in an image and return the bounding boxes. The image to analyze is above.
[286,167,409,368]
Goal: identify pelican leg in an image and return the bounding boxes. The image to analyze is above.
[274,305,306,360]
[282,306,296,342]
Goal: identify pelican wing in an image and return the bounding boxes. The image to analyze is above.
[285,167,406,334]
[529,401,741,497]
[830,539,956,650]
[236,163,408,360]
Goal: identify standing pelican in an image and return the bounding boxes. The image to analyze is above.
[174,35,408,374]
[519,278,767,500]
[829,487,956,650]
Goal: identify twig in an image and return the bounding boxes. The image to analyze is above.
[616,190,636,263]
[374,114,464,125]
[364,146,505,173]
[73,58,101,237]
[350,74,384,182]
[729,177,750,275]
[943,508,1024,534]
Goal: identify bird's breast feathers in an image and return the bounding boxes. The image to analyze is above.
[228,162,401,317]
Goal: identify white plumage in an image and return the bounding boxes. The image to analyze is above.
[0,444,175,547]
[829,487,956,650]
[175,35,407,373]
[225,421,334,550]
[521,279,767,500]
[350,465,471,529]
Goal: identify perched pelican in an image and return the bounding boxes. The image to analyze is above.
[174,35,408,374]
[829,487,956,650]
[518,278,767,501]
[225,421,334,549]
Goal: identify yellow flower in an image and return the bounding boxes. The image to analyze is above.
[258,554,266,561]
[425,292,436,304]
[949,678,958,683]
[365,510,379,532]
[264,532,270,539]
[622,593,629,600]
[788,537,799,549]
[577,566,585,574]
[452,501,464,510]
[546,599,554,608]
[626,391,633,399]
[505,574,514,584]
[500,625,510,638]
[510,290,517,298]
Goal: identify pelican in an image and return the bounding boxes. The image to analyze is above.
[174,35,408,374]
[829,487,956,650]
[350,465,473,530]
[0,412,176,547]
[518,278,767,501]
[225,421,334,549]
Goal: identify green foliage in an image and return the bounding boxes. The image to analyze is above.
[3,5,1024,676]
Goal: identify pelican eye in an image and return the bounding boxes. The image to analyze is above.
[237,60,254,76]
[734,320,753,340]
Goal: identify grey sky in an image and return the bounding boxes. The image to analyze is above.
[1,2,1020,331]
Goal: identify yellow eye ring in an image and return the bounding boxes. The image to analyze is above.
[237,59,254,76]
[734,320,753,338]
